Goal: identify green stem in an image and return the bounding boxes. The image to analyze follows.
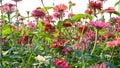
[40,0,49,15]
[59,11,63,21]
[7,11,11,23]
[27,11,30,22]
[110,47,115,64]
[91,28,98,55]
[26,49,33,68]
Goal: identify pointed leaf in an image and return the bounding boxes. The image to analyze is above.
[114,0,120,7]
[113,11,120,16]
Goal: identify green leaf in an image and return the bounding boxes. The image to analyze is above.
[2,56,15,62]
[114,0,120,7]
[113,11,120,16]
[57,21,63,30]
[86,14,93,20]
[2,24,11,36]
[40,6,53,11]
[20,28,25,36]
[106,62,115,68]
[63,19,72,22]
[38,21,44,29]
[74,49,82,57]
[53,31,59,37]
[72,14,93,22]
[72,14,85,22]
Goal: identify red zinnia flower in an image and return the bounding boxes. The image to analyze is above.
[75,24,89,34]
[19,35,29,44]
[44,23,55,34]
[89,1,102,11]
[50,44,57,48]
[85,9,93,14]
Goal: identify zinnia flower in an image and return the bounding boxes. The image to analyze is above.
[90,21,109,29]
[74,24,89,34]
[28,21,36,29]
[53,12,65,19]
[105,7,115,13]
[26,44,33,47]
[54,59,70,68]
[31,9,45,18]
[44,23,55,34]
[89,1,102,11]
[90,62,107,68]
[0,3,16,13]
[85,9,93,15]
[19,35,29,44]
[106,40,120,47]
[54,4,68,12]
[62,47,72,53]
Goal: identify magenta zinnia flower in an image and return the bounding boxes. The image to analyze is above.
[31,9,45,18]
[90,21,109,29]
[54,59,70,68]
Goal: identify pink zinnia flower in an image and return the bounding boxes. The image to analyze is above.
[0,3,16,13]
[54,59,70,68]
[54,4,68,12]
[31,9,45,18]
[105,7,115,13]
[106,40,120,47]
[62,47,72,53]
[68,13,75,19]
[53,12,65,19]
[97,0,107,2]
[90,62,107,68]
[90,21,109,29]
[28,21,36,29]
[26,44,33,47]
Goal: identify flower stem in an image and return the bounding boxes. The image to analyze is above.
[91,28,98,55]
[40,0,49,15]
